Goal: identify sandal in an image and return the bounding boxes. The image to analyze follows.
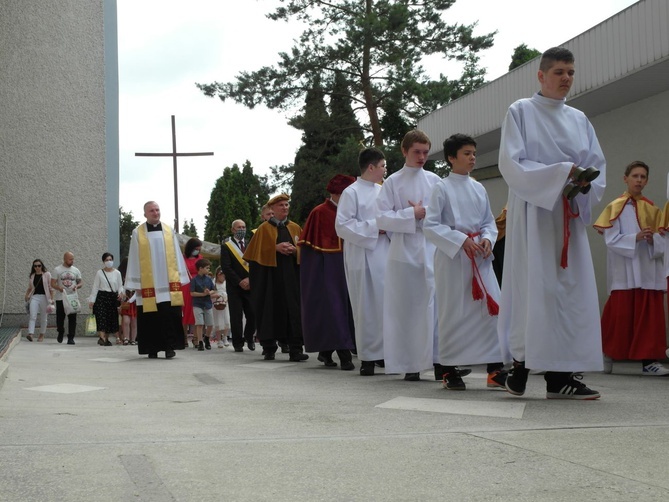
[26,334,33,342]
[37,334,44,342]
[123,339,129,346]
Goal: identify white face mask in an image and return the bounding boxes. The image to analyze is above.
[192,250,200,257]
[104,260,114,268]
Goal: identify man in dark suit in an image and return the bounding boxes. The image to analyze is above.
[220,219,256,352]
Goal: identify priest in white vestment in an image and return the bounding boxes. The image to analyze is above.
[335,148,390,376]
[498,47,605,400]
[376,130,440,380]
[126,201,190,359]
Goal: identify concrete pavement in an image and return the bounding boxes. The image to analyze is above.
[1,332,669,501]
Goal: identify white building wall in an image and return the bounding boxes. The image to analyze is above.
[0,1,114,324]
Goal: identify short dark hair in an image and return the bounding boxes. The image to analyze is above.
[443,134,477,167]
[624,160,649,177]
[401,129,431,151]
[539,47,574,72]
[195,258,211,270]
[102,252,114,262]
[185,238,203,258]
[358,148,385,173]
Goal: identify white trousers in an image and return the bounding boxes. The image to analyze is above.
[29,294,48,335]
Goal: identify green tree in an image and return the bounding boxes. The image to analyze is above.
[197,0,494,146]
[119,207,139,260]
[287,73,364,223]
[509,43,541,71]
[181,219,198,237]
[204,161,272,242]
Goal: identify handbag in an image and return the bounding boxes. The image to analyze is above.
[102,270,121,306]
[62,290,81,315]
[86,314,97,335]
[46,303,56,315]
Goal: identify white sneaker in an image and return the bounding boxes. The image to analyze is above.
[603,355,613,374]
[217,341,225,349]
[223,339,230,347]
[642,361,669,376]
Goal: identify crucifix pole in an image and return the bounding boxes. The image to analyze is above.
[135,115,214,231]
[171,115,179,230]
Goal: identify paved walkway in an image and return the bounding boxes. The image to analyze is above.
[1,333,668,501]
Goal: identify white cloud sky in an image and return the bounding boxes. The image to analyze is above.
[117,0,638,236]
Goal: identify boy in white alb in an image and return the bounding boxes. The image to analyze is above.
[498,47,605,399]
[425,134,510,390]
[376,130,440,381]
[335,148,389,376]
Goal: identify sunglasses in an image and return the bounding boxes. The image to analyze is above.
[33,264,42,268]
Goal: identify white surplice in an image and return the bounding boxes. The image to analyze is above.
[498,93,606,372]
[125,222,190,306]
[424,173,510,365]
[335,178,390,361]
[602,201,665,294]
[376,166,440,374]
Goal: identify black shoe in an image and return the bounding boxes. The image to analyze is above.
[234,346,244,353]
[340,361,355,371]
[506,360,530,396]
[165,350,176,359]
[404,372,421,381]
[263,352,275,361]
[289,353,309,362]
[197,341,204,351]
[57,334,63,343]
[434,364,445,381]
[487,369,508,389]
[26,334,33,342]
[443,372,466,391]
[360,361,375,376]
[204,336,211,350]
[67,338,75,345]
[279,343,289,353]
[546,373,600,400]
[104,340,112,346]
[317,354,338,367]
[148,353,158,359]
[97,338,104,346]
[247,341,256,351]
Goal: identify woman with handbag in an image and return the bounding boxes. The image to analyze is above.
[25,259,55,342]
[88,252,124,346]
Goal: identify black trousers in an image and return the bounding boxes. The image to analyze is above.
[228,287,255,348]
[55,300,77,338]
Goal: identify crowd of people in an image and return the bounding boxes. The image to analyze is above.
[24,47,669,401]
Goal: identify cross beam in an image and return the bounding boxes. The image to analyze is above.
[135,115,213,230]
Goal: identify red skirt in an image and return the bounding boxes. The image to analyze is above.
[181,283,195,325]
[601,288,666,360]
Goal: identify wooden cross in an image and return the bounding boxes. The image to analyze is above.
[135,115,214,230]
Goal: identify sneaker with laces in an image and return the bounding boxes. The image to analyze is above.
[546,373,600,400]
[487,369,508,389]
[442,372,466,391]
[217,340,225,349]
[642,361,669,376]
[505,360,529,396]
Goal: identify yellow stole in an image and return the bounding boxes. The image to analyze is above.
[593,192,662,233]
[225,240,249,273]
[137,223,184,312]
